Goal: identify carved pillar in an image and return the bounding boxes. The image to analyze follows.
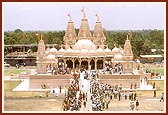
[72,58,75,70]
[55,58,58,75]
[63,58,66,69]
[79,59,82,68]
[103,58,105,70]
[95,58,97,70]
[88,59,91,71]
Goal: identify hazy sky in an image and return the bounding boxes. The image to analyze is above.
[3,2,165,31]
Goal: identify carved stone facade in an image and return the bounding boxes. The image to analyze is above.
[36,11,134,75]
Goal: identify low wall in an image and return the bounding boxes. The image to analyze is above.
[29,74,72,89]
[99,74,141,88]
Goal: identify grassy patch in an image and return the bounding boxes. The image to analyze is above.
[143,67,164,75]
[4,81,22,92]
[4,81,48,98]
[4,69,28,76]
[154,68,164,75]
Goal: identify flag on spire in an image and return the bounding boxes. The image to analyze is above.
[95,13,100,21]
[67,12,70,17]
[81,8,84,12]
[95,13,98,17]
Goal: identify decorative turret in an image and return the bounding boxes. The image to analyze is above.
[123,33,133,61]
[37,35,45,56]
[123,33,134,74]
[63,13,77,46]
[36,35,47,74]
[77,9,92,40]
[93,13,106,46]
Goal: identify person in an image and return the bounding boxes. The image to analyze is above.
[118,92,121,101]
[160,93,164,102]
[130,101,135,111]
[83,100,86,108]
[135,100,139,110]
[134,92,137,101]
[153,82,156,89]
[153,90,156,97]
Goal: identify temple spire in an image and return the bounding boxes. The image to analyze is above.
[92,13,106,46]
[126,35,129,40]
[41,35,43,40]
[77,9,92,40]
[63,13,77,46]
[123,33,133,60]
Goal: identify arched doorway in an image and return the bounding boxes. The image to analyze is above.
[97,60,103,69]
[81,61,88,70]
[66,60,73,69]
[90,59,95,70]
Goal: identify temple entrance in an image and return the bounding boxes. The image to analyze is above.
[97,60,103,69]
[66,60,73,69]
[75,60,79,68]
[81,61,88,70]
[90,59,95,70]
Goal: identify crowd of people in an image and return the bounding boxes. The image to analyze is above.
[103,63,123,75]
[60,66,164,111]
[61,69,142,111]
[62,69,89,111]
[90,79,110,111]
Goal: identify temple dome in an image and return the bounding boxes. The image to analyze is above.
[50,47,57,53]
[58,48,65,53]
[81,48,88,53]
[47,54,55,60]
[73,39,96,51]
[74,49,80,53]
[104,47,111,53]
[114,54,123,61]
[66,47,73,52]
[112,47,120,54]
[89,49,96,53]
[96,47,104,52]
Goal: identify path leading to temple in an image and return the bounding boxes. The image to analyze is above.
[79,79,92,111]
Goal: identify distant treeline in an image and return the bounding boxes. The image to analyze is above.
[4,29,164,58]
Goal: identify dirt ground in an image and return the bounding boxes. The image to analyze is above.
[4,95,165,112]
[4,97,64,111]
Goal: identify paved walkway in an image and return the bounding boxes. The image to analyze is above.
[79,79,92,111]
[13,79,29,91]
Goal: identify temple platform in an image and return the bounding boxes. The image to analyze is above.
[29,74,72,89]
[99,74,141,88]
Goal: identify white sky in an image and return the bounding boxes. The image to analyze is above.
[3,2,165,31]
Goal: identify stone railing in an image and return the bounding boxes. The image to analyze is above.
[99,74,140,79]
[29,74,72,79]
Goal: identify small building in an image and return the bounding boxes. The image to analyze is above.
[140,55,164,63]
